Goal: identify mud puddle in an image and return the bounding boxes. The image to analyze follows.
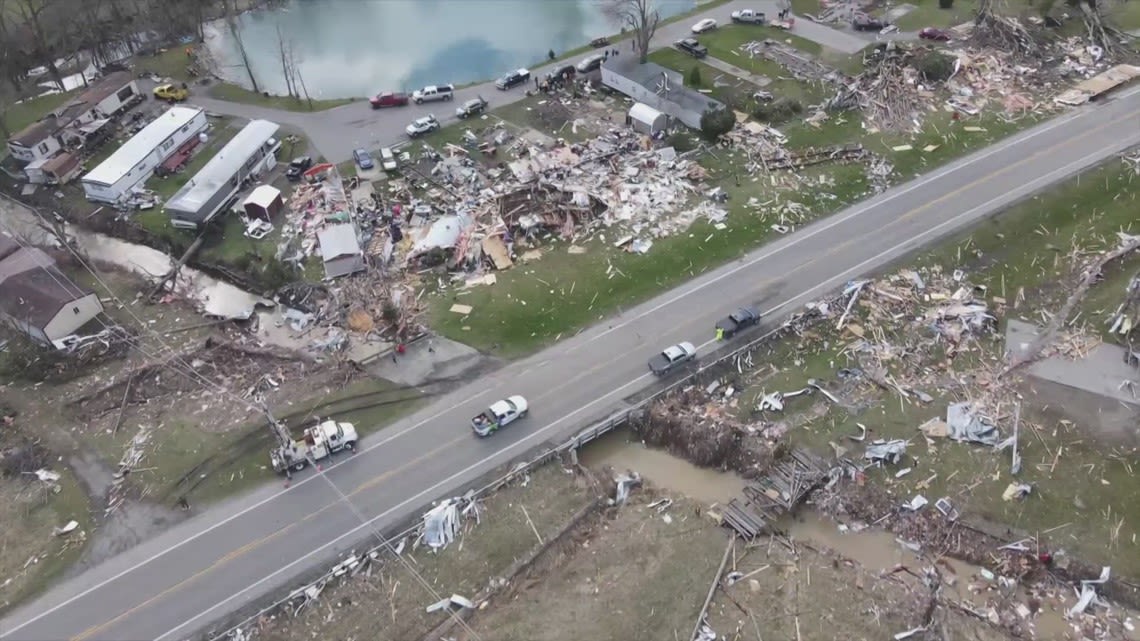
[579,429,746,504]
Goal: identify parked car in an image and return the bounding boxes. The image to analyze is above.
[153,83,188,102]
[352,148,374,170]
[456,96,488,119]
[852,15,888,31]
[691,18,718,33]
[379,147,398,172]
[495,68,531,90]
[284,156,313,182]
[576,54,606,73]
[731,9,766,24]
[919,27,953,41]
[369,91,409,108]
[546,63,577,82]
[411,84,455,104]
[715,307,761,339]
[675,38,708,58]
[470,396,529,437]
[648,342,697,376]
[405,115,441,137]
[590,36,611,48]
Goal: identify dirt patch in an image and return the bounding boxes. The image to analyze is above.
[460,485,728,641]
[245,463,594,641]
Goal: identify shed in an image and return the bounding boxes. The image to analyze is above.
[628,103,667,136]
[0,247,56,284]
[243,185,284,220]
[317,224,366,279]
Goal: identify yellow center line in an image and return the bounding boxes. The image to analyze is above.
[69,435,464,641]
[67,105,1138,641]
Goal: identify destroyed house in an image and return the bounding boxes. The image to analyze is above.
[0,263,104,346]
[601,56,725,130]
[164,119,281,229]
[7,117,63,163]
[51,71,139,145]
[317,224,366,279]
[6,72,139,163]
[81,106,208,204]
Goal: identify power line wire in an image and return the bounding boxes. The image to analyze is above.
[1,218,482,637]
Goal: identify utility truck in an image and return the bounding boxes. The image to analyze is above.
[270,420,358,473]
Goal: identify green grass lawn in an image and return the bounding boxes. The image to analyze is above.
[3,90,77,133]
[208,83,356,113]
[700,23,823,57]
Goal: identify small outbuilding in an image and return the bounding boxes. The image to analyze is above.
[628,102,668,136]
[242,185,284,221]
[317,224,366,279]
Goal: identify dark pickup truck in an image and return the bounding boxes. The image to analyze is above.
[715,307,761,338]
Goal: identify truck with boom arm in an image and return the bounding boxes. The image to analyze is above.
[270,419,358,473]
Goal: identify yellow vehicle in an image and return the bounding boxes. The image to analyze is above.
[153,84,188,102]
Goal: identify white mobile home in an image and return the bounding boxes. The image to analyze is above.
[165,120,281,230]
[81,106,208,204]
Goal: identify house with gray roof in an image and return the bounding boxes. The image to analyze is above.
[600,56,725,130]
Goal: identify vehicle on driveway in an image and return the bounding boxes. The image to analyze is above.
[369,91,409,108]
[379,147,398,172]
[576,54,606,73]
[716,307,761,339]
[284,156,312,182]
[471,396,529,437]
[412,84,454,104]
[405,115,441,137]
[270,420,357,473]
[675,38,708,58]
[456,96,488,119]
[153,83,188,102]
[648,342,697,375]
[919,27,953,41]
[546,64,577,83]
[692,18,718,33]
[852,15,888,31]
[731,9,766,24]
[495,68,531,90]
[352,148,374,170]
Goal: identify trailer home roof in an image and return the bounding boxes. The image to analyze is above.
[82,106,204,187]
[165,120,280,218]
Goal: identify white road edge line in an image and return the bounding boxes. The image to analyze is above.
[155,137,1130,641]
[3,87,1136,640]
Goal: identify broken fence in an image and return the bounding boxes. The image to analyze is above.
[207,299,838,641]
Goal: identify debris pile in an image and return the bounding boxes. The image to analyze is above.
[828,44,934,133]
[738,39,847,84]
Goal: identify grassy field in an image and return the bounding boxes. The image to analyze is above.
[736,157,1140,575]
[208,83,355,113]
[2,90,78,134]
[0,467,92,615]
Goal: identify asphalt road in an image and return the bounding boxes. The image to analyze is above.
[4,73,1140,641]
[187,0,884,163]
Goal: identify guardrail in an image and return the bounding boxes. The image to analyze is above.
[210,299,835,641]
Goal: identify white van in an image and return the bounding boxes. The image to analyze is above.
[380,147,398,172]
[412,84,455,104]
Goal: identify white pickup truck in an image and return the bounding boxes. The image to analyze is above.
[270,420,358,473]
[471,396,529,437]
[731,9,767,24]
[412,84,455,104]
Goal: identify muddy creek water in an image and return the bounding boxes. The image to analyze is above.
[580,429,1089,640]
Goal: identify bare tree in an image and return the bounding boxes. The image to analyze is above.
[602,0,660,63]
[225,0,260,93]
[275,23,296,98]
